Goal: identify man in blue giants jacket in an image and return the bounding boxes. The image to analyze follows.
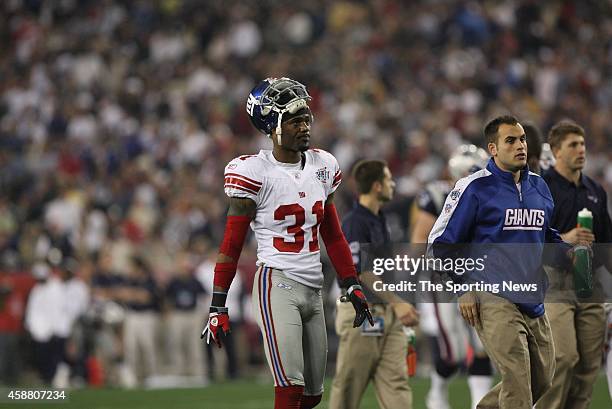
[428,115,571,409]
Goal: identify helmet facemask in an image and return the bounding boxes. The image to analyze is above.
[248,78,312,145]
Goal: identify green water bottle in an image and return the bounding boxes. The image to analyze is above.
[573,208,593,298]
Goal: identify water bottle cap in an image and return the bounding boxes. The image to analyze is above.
[403,326,415,337]
[578,208,592,218]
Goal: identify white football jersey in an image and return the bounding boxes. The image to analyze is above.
[224,149,342,288]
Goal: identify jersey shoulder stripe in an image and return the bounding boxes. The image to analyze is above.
[332,171,342,187]
[224,182,259,195]
[225,172,262,187]
[224,174,262,194]
[226,185,257,195]
[428,168,492,244]
[224,154,265,201]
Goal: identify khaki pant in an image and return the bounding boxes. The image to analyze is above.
[123,310,158,381]
[329,302,412,409]
[166,310,205,376]
[535,302,606,409]
[474,292,555,409]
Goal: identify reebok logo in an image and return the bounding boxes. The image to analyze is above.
[277,282,293,290]
[503,209,545,231]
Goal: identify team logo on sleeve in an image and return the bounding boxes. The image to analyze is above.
[450,189,461,200]
[315,167,330,183]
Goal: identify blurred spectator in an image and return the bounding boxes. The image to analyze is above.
[88,248,126,386]
[91,249,123,301]
[0,270,36,385]
[54,259,90,387]
[164,252,207,378]
[24,263,64,384]
[116,257,160,385]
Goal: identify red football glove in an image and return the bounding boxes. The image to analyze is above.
[201,307,231,348]
[340,277,374,328]
[347,284,374,328]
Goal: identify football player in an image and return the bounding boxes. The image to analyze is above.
[411,144,493,409]
[201,77,373,409]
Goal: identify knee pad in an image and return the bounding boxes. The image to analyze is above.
[301,394,322,408]
[468,355,492,376]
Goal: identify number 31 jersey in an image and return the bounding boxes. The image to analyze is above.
[224,149,342,289]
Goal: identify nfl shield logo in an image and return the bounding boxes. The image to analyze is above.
[315,167,330,183]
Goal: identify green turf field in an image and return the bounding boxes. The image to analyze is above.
[7,375,610,409]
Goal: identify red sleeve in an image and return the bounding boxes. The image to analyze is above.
[213,215,251,290]
[319,203,358,281]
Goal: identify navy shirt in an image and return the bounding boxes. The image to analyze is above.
[166,277,206,311]
[543,167,612,243]
[341,202,391,302]
[543,167,612,266]
[123,277,160,312]
[92,271,123,289]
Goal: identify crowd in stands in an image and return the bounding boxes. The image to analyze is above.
[0,0,610,387]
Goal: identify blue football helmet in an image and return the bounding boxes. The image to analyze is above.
[246,77,311,142]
